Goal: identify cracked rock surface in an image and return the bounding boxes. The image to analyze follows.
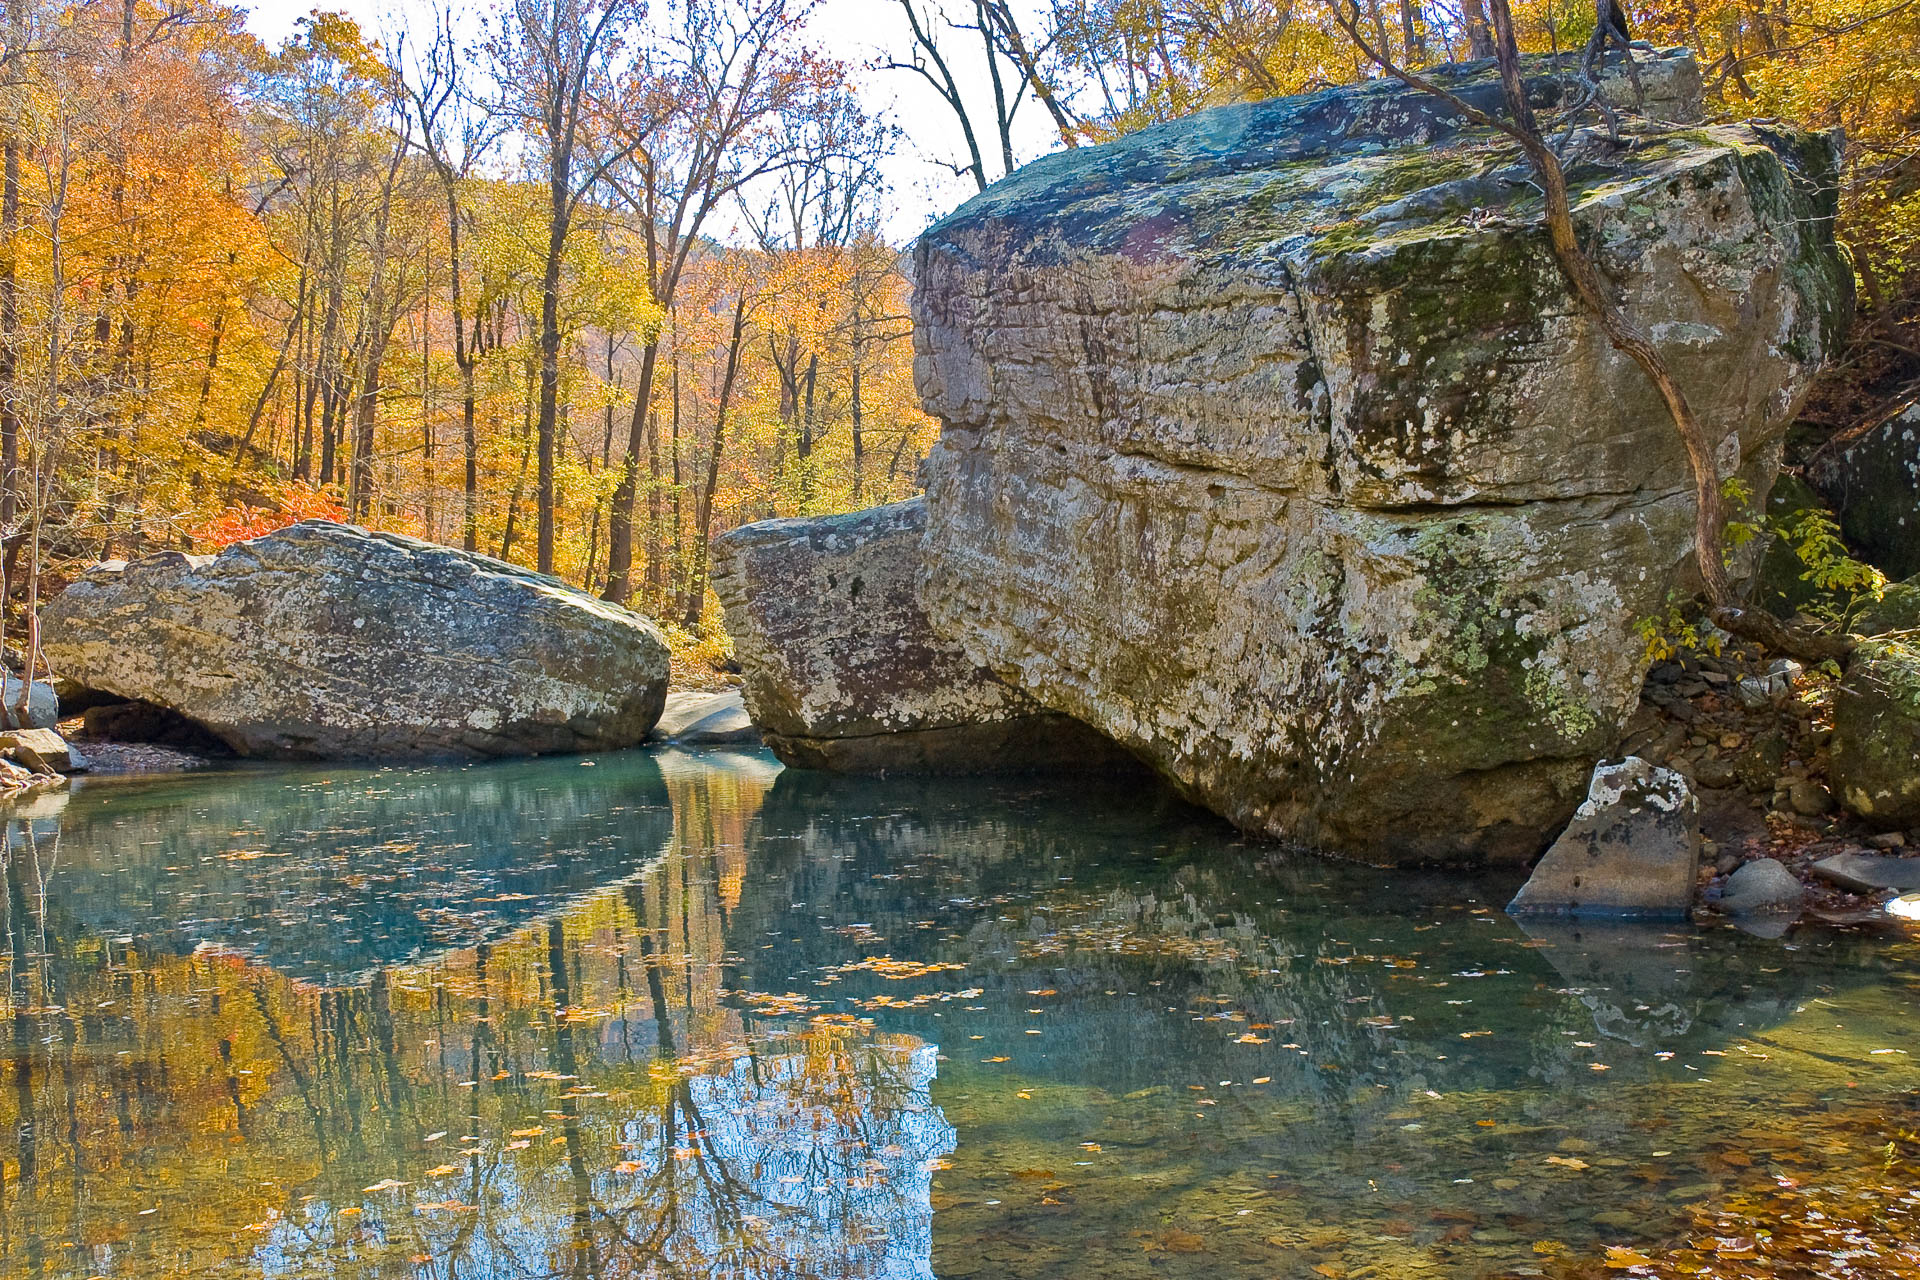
[911,50,1851,863]
[40,521,670,759]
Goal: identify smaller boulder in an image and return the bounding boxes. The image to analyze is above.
[1719,858,1804,915]
[1808,405,1920,580]
[652,690,760,747]
[39,522,670,760]
[1507,757,1701,919]
[713,498,1133,774]
[0,675,58,730]
[0,727,87,774]
[1831,638,1920,828]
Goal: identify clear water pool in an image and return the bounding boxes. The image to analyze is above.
[1,748,1914,1278]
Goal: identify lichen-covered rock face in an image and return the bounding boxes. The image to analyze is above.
[912,50,1850,863]
[713,498,1132,773]
[1506,757,1701,917]
[1809,405,1920,581]
[40,521,669,760]
[1831,638,1920,830]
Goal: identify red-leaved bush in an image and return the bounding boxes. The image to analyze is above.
[190,482,348,550]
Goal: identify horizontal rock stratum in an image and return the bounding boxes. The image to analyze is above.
[911,50,1851,862]
[42,521,670,759]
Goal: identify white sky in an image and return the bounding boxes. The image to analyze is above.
[240,0,1066,243]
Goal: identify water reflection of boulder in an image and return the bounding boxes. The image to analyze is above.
[11,752,677,985]
[730,770,1879,1106]
[1512,917,1824,1050]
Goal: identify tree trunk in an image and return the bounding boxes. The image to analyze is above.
[603,342,660,605]
[1459,0,1496,57]
[536,218,565,573]
[682,294,747,627]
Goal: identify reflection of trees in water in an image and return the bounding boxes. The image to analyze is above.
[0,765,953,1280]
[1,758,1906,1280]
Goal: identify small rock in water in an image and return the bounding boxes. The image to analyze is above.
[1887,893,1920,922]
[652,690,761,747]
[1507,757,1700,919]
[1719,858,1804,916]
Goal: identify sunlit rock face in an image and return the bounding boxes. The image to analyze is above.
[714,498,1134,773]
[41,521,669,760]
[911,50,1851,864]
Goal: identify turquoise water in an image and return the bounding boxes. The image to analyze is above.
[1,749,1916,1279]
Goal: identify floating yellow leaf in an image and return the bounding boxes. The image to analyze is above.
[1605,1246,1655,1268]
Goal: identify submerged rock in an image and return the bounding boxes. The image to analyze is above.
[1808,405,1920,580]
[41,521,670,760]
[1507,758,1701,918]
[1831,638,1920,828]
[713,498,1132,773]
[911,50,1849,863]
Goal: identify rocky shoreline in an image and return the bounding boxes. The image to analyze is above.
[1624,643,1920,927]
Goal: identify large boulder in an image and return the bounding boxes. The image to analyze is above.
[713,498,1132,773]
[1831,638,1920,829]
[911,50,1850,863]
[1808,405,1920,580]
[40,521,669,760]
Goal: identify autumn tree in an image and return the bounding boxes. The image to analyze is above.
[491,0,655,573]
[599,0,820,608]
